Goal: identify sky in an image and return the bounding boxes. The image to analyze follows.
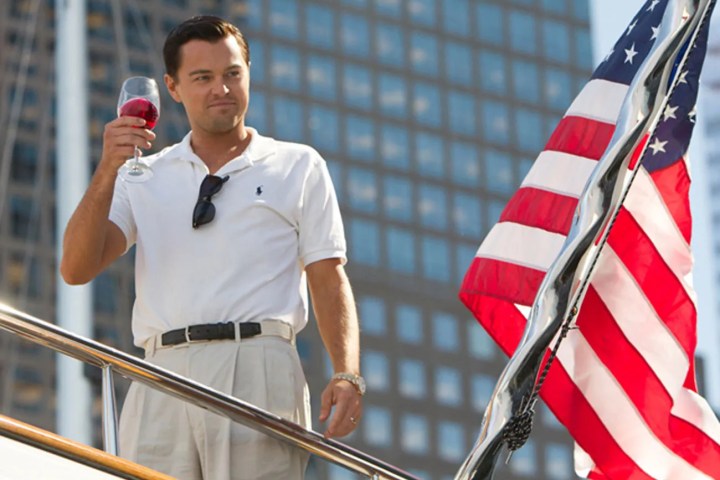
[588,0,720,407]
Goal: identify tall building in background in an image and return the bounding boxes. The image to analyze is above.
[0,0,594,479]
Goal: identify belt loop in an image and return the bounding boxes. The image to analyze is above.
[288,323,296,346]
[234,322,242,343]
[145,335,156,357]
[184,326,192,343]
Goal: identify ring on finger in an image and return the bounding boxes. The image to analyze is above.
[350,416,358,425]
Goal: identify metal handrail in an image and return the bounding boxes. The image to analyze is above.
[0,303,417,480]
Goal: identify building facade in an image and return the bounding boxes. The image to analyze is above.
[0,0,594,478]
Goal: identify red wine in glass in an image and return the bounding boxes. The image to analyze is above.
[117,76,161,183]
[118,98,159,130]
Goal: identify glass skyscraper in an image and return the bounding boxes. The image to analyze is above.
[0,0,594,478]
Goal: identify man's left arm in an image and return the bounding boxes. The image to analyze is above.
[306,257,362,439]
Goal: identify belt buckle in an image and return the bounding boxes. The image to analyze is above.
[184,326,201,344]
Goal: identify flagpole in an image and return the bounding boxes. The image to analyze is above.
[454,0,715,478]
[55,0,93,445]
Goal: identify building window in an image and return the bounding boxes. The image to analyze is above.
[509,11,537,55]
[444,41,472,86]
[343,64,372,111]
[484,149,515,195]
[269,0,299,39]
[410,32,439,77]
[509,439,538,476]
[453,193,483,239]
[481,101,510,145]
[378,73,408,118]
[488,198,507,225]
[270,46,300,91]
[327,160,343,201]
[348,167,378,213]
[309,105,339,153]
[447,91,476,136]
[387,226,416,274]
[435,366,462,406]
[363,350,390,391]
[359,296,386,335]
[247,92,268,132]
[376,23,405,66]
[573,0,590,21]
[438,421,465,462]
[546,443,573,479]
[544,68,572,111]
[341,13,370,57]
[94,272,118,313]
[396,304,423,344]
[479,51,507,95]
[364,405,393,446]
[476,4,503,45]
[432,312,459,351]
[349,218,380,266]
[248,41,265,82]
[400,413,429,454]
[408,0,436,27]
[383,175,413,222]
[515,108,544,154]
[542,20,570,63]
[450,141,480,187]
[305,4,335,48]
[381,124,410,171]
[468,322,495,360]
[273,96,303,142]
[307,55,337,100]
[413,83,442,128]
[10,196,33,239]
[415,131,445,178]
[398,359,426,398]
[542,0,567,13]
[345,115,375,161]
[421,236,450,283]
[418,184,447,230]
[375,0,402,17]
[575,28,594,69]
[512,59,540,104]
[471,374,495,413]
[456,243,478,286]
[442,0,469,36]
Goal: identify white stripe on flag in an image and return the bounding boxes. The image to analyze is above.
[625,168,695,300]
[476,223,565,271]
[557,334,714,480]
[592,247,689,392]
[522,151,597,197]
[566,79,629,125]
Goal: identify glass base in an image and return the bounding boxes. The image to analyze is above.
[119,160,153,183]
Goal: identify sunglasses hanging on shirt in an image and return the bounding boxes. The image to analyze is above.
[192,174,229,229]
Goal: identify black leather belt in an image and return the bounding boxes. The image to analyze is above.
[161,322,262,346]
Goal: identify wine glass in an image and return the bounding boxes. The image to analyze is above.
[117,76,160,183]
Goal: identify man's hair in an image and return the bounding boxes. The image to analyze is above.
[163,15,250,78]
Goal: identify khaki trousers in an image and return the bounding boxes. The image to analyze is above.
[118,337,311,480]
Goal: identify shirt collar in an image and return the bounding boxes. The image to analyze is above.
[174,126,276,174]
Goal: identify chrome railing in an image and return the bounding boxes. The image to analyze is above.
[0,303,417,480]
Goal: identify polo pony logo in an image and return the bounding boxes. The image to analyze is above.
[256,185,263,196]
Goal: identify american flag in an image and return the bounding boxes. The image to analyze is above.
[459,1,720,478]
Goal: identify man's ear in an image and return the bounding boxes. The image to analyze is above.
[164,74,182,103]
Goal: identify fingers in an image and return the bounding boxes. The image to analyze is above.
[322,382,363,439]
[100,118,157,169]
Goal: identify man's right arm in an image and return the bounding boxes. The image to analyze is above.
[60,116,154,285]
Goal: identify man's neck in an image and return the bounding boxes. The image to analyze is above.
[190,127,252,174]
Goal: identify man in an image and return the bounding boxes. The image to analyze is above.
[60,15,364,480]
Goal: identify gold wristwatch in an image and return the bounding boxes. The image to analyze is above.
[331,372,366,396]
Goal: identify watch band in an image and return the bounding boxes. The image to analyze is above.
[331,372,366,395]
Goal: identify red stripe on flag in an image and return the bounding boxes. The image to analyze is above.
[499,188,578,235]
[648,162,692,244]
[578,287,720,478]
[460,256,545,308]
[607,210,697,367]
[544,116,616,160]
[542,363,655,480]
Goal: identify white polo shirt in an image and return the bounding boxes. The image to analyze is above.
[109,127,347,347]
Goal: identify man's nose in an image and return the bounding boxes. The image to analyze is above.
[212,80,230,96]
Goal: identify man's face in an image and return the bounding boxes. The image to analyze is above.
[165,35,250,135]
